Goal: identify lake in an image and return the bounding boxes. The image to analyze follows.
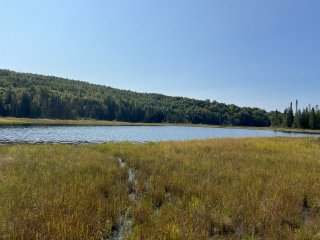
[0,126,318,144]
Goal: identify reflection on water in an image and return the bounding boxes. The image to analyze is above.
[0,126,318,144]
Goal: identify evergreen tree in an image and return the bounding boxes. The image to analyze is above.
[288,102,294,127]
[316,105,320,129]
[4,90,19,117]
[300,108,309,129]
[0,98,4,116]
[292,100,301,128]
[309,108,316,129]
[19,93,32,117]
[270,110,282,127]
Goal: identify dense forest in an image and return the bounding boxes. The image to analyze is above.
[270,100,320,130]
[0,69,319,129]
[0,69,270,126]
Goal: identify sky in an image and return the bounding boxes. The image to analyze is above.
[0,0,319,111]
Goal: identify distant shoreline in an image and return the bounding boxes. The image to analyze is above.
[1,117,320,135]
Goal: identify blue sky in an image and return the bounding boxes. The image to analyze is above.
[0,0,319,111]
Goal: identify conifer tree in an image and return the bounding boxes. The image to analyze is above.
[309,108,316,129]
[282,103,294,128]
[0,98,4,116]
[288,102,294,127]
[270,110,282,127]
[292,100,301,128]
[19,93,31,117]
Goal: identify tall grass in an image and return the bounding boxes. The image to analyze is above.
[0,145,127,239]
[0,137,320,239]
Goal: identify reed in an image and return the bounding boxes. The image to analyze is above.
[0,137,319,239]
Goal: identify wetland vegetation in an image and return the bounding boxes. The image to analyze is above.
[1,137,320,239]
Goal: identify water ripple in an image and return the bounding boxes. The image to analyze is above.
[0,126,318,144]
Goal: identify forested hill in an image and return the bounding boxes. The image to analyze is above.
[0,69,270,127]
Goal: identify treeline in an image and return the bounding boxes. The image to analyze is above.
[0,69,270,127]
[270,100,320,130]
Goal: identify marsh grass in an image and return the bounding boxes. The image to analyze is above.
[0,145,128,239]
[0,137,320,239]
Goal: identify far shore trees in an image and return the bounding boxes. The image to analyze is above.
[271,100,320,130]
[0,69,270,127]
[0,70,319,129]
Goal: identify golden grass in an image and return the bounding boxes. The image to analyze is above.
[0,145,128,239]
[0,137,320,239]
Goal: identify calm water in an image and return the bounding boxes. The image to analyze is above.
[0,126,318,144]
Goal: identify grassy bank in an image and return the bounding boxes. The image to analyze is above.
[1,137,320,239]
[0,117,159,126]
[1,117,320,135]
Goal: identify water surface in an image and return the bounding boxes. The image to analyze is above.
[0,126,318,144]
